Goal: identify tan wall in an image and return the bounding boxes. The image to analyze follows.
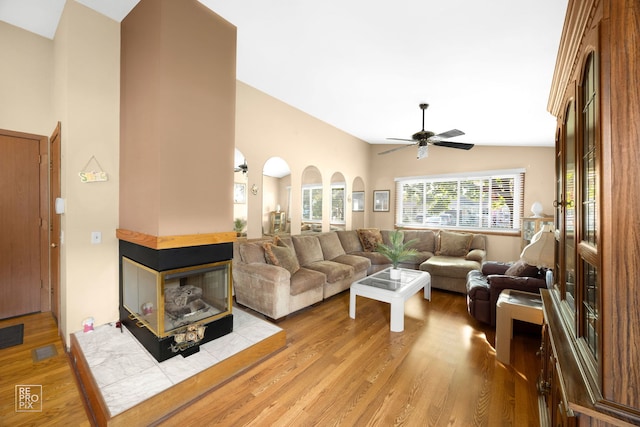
[235,81,372,239]
[52,1,121,343]
[369,143,555,261]
[0,22,53,134]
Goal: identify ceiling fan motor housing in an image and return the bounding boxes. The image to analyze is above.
[412,130,435,141]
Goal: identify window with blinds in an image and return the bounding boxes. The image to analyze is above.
[395,170,525,231]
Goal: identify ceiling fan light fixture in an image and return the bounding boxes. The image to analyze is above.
[417,145,428,159]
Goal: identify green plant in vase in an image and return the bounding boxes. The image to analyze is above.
[376,230,418,279]
[234,218,247,236]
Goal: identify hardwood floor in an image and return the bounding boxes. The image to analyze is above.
[0,312,91,426]
[0,290,541,426]
[158,290,541,426]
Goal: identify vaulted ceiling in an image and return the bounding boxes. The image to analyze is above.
[0,0,568,148]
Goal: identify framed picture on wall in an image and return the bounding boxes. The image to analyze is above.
[234,183,246,204]
[373,190,390,212]
[352,191,364,212]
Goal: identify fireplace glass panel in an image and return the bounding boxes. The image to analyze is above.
[122,257,231,338]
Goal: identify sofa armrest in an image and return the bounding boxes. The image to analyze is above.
[466,249,486,263]
[233,262,292,319]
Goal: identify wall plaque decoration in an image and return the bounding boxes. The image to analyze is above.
[79,155,108,183]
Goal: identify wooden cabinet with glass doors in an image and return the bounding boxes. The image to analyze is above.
[540,0,640,425]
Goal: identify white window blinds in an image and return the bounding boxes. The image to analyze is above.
[395,169,525,231]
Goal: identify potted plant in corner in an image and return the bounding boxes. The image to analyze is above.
[234,218,247,237]
[376,230,419,280]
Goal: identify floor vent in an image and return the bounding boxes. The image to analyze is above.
[32,344,58,362]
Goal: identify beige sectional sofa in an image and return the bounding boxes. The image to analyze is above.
[233,229,486,320]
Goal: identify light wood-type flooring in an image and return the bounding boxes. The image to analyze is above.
[0,289,541,426]
[0,312,91,427]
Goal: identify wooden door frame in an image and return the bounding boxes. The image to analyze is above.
[49,123,61,323]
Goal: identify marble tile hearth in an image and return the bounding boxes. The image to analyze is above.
[72,307,284,421]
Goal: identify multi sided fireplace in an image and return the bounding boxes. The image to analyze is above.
[119,240,233,362]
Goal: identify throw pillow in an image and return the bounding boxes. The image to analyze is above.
[357,228,383,252]
[436,230,473,257]
[263,241,300,275]
[505,259,539,277]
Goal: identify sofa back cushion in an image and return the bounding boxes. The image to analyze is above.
[239,242,266,264]
[292,235,325,266]
[336,230,363,253]
[402,230,436,252]
[470,234,486,251]
[317,232,346,260]
[436,230,473,257]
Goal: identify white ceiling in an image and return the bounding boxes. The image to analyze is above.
[1,0,567,151]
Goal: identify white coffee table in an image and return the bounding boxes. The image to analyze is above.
[349,268,431,332]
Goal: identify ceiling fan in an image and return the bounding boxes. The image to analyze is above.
[379,103,474,159]
[234,159,248,175]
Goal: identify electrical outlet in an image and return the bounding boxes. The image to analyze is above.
[91,231,102,244]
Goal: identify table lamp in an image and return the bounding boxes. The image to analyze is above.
[520,224,555,269]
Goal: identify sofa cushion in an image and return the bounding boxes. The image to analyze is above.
[317,232,346,260]
[290,267,326,296]
[304,260,354,283]
[263,241,300,275]
[357,228,383,252]
[422,256,481,279]
[337,230,363,253]
[436,230,473,257]
[505,259,539,277]
[292,235,325,266]
[403,230,436,253]
[239,242,266,264]
[331,254,371,273]
[352,251,393,265]
[470,233,486,250]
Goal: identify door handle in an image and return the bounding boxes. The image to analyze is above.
[51,243,58,248]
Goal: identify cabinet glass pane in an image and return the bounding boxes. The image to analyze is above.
[583,54,597,247]
[582,261,598,359]
[580,52,598,362]
[523,220,536,242]
[564,101,576,311]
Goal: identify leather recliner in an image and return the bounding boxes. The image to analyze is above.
[466,261,549,326]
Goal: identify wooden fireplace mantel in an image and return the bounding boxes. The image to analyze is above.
[116,229,237,250]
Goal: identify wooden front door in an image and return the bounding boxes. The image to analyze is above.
[0,129,49,319]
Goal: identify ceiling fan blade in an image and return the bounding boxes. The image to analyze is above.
[432,129,465,140]
[432,140,475,150]
[378,143,416,155]
[386,137,415,142]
